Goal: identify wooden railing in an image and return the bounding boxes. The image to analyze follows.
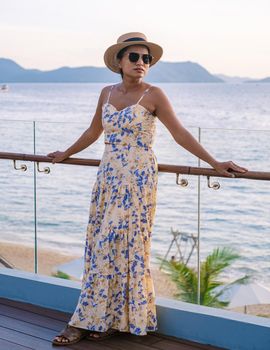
[1,151,270,181]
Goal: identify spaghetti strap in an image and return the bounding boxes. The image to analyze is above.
[136,86,152,105]
[106,85,115,104]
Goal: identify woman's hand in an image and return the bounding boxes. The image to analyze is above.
[212,161,248,177]
[46,151,69,164]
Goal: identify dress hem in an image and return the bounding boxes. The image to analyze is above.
[68,321,158,336]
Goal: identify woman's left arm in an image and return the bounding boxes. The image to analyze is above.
[152,87,248,177]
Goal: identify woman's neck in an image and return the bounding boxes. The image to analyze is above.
[119,77,145,93]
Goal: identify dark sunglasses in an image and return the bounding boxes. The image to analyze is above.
[127,52,153,65]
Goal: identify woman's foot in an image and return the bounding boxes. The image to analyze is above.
[87,328,119,341]
[52,324,89,346]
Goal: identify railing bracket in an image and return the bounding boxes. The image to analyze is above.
[207,175,220,190]
[13,160,27,172]
[176,173,188,187]
[37,162,50,174]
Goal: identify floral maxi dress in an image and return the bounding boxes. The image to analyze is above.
[68,85,159,335]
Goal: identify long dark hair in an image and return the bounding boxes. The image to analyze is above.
[116,45,150,79]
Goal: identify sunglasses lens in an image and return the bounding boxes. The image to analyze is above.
[129,52,140,62]
[128,52,153,64]
[143,54,152,64]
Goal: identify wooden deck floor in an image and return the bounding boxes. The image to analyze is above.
[0,297,225,350]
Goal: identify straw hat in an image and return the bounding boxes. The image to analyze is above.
[104,32,163,73]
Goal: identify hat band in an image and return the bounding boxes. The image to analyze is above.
[123,37,146,42]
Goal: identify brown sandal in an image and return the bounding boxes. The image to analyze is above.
[52,324,89,346]
[87,328,119,341]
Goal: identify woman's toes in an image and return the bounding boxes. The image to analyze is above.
[89,332,99,338]
[55,336,69,343]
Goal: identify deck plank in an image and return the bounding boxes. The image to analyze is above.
[102,337,161,350]
[0,326,59,350]
[0,338,32,350]
[0,314,58,341]
[0,297,71,322]
[106,332,162,345]
[151,336,224,350]
[151,339,213,350]
[0,298,224,350]
[0,303,66,330]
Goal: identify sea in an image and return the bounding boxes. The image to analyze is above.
[0,82,269,287]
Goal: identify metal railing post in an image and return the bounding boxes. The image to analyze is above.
[33,121,38,274]
[197,127,201,305]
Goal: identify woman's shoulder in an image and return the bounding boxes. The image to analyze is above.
[99,84,117,104]
[100,84,115,94]
[147,84,163,93]
[147,85,166,98]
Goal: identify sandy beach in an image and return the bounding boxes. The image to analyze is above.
[0,241,269,318]
[0,241,178,298]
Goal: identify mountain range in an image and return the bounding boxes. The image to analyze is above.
[0,58,268,83]
[0,58,222,83]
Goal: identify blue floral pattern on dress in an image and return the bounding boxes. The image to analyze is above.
[68,85,158,335]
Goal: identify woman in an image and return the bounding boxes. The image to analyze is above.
[49,32,248,346]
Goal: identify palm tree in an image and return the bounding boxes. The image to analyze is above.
[157,247,252,307]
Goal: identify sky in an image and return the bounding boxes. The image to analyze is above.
[0,0,269,78]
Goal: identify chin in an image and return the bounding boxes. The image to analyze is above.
[134,71,145,78]
[125,71,145,79]
[127,74,142,80]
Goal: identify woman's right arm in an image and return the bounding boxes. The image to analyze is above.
[47,87,108,164]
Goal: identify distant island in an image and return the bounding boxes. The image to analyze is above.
[215,74,255,83]
[215,74,270,83]
[244,77,270,83]
[0,58,222,83]
[0,58,268,83]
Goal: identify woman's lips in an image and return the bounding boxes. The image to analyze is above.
[135,68,144,73]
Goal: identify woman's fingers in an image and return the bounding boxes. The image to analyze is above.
[228,161,248,173]
[46,151,61,163]
[223,169,236,178]
[214,161,248,178]
[47,151,57,157]
[46,151,68,164]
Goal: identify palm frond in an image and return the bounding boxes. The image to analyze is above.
[204,247,240,278]
[155,246,250,308]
